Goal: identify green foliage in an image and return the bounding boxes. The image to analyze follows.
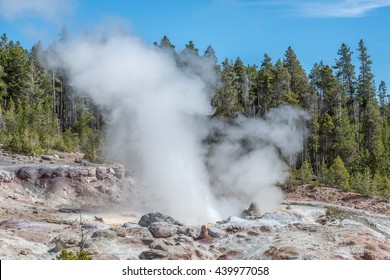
[273,59,299,106]
[212,59,243,117]
[283,46,311,107]
[70,109,103,162]
[56,129,79,151]
[329,156,351,191]
[0,33,104,160]
[292,160,314,185]
[318,161,331,186]
[351,168,376,196]
[377,175,390,199]
[56,249,92,260]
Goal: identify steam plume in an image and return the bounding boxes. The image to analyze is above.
[51,32,308,223]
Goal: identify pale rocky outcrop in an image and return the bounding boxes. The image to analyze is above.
[0,170,14,183]
[1,153,390,260]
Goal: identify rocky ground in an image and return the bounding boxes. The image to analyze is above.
[1,151,390,260]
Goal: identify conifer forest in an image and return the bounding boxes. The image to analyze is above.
[0,31,389,198]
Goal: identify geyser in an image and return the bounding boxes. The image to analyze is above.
[50,32,308,224]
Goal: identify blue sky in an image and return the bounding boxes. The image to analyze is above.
[0,0,389,86]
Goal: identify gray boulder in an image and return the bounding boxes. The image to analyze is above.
[111,164,125,180]
[149,239,169,251]
[96,166,108,180]
[148,222,179,238]
[208,226,228,238]
[138,212,183,227]
[17,167,37,180]
[41,155,53,161]
[241,202,262,219]
[91,229,116,239]
[0,170,14,182]
[139,249,168,260]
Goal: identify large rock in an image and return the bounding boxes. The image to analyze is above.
[0,170,14,182]
[263,246,301,260]
[96,166,108,180]
[38,168,55,178]
[41,155,53,161]
[67,167,90,178]
[149,239,169,251]
[208,226,228,238]
[111,164,125,180]
[139,249,168,260]
[91,229,116,240]
[17,167,37,180]
[51,167,67,178]
[148,222,179,238]
[241,202,261,219]
[138,212,183,227]
[194,225,211,241]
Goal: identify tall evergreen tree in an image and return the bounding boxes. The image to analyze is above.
[183,40,199,56]
[212,59,241,117]
[272,59,298,106]
[233,57,250,116]
[309,61,357,166]
[334,43,356,109]
[0,65,6,101]
[357,39,383,159]
[334,43,359,153]
[256,54,274,117]
[159,35,175,50]
[1,40,29,105]
[203,45,217,63]
[378,80,388,117]
[283,46,311,108]
[245,63,259,117]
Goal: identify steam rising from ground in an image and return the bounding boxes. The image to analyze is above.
[51,33,308,224]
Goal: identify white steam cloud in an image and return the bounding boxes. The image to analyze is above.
[51,32,308,224]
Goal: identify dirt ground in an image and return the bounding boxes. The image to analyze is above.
[285,184,390,216]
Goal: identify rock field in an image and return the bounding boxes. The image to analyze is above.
[1,152,390,260]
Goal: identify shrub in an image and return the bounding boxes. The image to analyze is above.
[56,249,92,260]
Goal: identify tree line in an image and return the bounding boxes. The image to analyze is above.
[0,29,103,162]
[0,30,389,197]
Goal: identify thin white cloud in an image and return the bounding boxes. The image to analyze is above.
[302,0,390,18]
[0,0,76,21]
[229,0,390,17]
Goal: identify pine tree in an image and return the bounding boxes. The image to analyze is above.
[283,46,311,108]
[272,59,298,106]
[0,65,6,101]
[203,45,217,64]
[334,44,357,115]
[378,81,388,117]
[233,57,250,116]
[357,39,383,158]
[318,113,335,165]
[183,40,199,56]
[212,59,241,117]
[159,35,175,50]
[256,54,274,117]
[245,63,259,117]
[334,43,360,154]
[1,40,29,105]
[319,161,331,186]
[329,156,351,191]
[295,160,313,184]
[333,108,357,163]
